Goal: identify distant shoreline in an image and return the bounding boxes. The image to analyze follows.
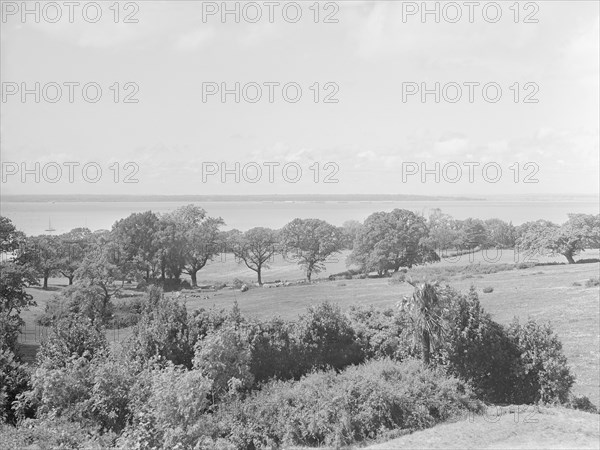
[0,194,487,203]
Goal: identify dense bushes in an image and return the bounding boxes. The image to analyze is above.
[0,349,30,424]
[1,283,587,449]
[507,319,575,404]
[440,287,575,404]
[213,359,482,448]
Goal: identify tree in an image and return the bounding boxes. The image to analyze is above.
[56,228,92,285]
[341,220,362,250]
[74,239,125,306]
[281,218,344,282]
[422,209,462,253]
[517,214,600,263]
[349,209,437,276]
[112,211,161,281]
[0,216,24,254]
[22,235,59,289]
[485,218,516,249]
[399,281,447,365]
[232,227,278,285]
[458,218,490,251]
[0,262,37,351]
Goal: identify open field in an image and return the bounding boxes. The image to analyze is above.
[19,249,600,405]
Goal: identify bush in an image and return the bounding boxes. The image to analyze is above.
[568,395,598,414]
[36,315,107,370]
[585,277,599,287]
[193,322,254,399]
[0,418,115,449]
[347,305,411,361]
[122,288,194,367]
[482,286,494,293]
[248,318,300,383]
[507,318,575,404]
[441,287,521,403]
[38,285,113,327]
[118,362,212,449]
[0,348,30,424]
[217,359,482,448]
[293,302,364,373]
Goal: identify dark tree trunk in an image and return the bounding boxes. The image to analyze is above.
[306,270,312,282]
[564,252,575,264]
[43,273,48,289]
[190,271,197,287]
[422,330,431,365]
[68,275,74,285]
[257,266,262,286]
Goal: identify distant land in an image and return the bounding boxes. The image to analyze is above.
[0,194,485,203]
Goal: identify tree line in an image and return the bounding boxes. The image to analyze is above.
[2,207,598,291]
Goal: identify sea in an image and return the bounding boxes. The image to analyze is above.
[1,196,599,236]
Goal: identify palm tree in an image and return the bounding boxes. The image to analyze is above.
[399,280,447,365]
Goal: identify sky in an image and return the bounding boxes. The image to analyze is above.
[1,0,598,197]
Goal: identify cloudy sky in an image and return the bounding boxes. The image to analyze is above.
[1,0,598,196]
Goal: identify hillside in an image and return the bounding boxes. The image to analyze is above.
[365,407,600,450]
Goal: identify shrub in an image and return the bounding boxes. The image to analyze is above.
[248,318,300,383]
[507,318,575,404]
[193,322,254,400]
[0,418,115,449]
[347,305,411,361]
[568,395,598,413]
[38,285,113,327]
[122,288,194,367]
[482,286,494,293]
[36,315,107,370]
[217,359,482,448]
[441,287,521,403]
[118,363,212,449]
[0,348,30,424]
[293,302,364,373]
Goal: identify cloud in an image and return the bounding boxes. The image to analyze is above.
[175,28,215,51]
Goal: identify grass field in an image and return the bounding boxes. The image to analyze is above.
[18,249,600,405]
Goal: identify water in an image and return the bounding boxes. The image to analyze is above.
[1,199,598,235]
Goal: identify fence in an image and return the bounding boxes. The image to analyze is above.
[18,324,123,344]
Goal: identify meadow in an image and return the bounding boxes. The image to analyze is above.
[19,249,600,405]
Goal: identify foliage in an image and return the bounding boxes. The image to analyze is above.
[231,227,278,285]
[507,318,575,404]
[517,214,600,263]
[193,322,254,400]
[281,218,344,281]
[247,318,300,383]
[293,302,364,373]
[217,359,482,448]
[440,287,521,403]
[122,287,194,367]
[36,315,107,370]
[118,362,212,449]
[0,348,31,424]
[347,305,411,361]
[349,209,438,275]
[0,261,37,351]
[39,285,113,327]
[399,281,448,365]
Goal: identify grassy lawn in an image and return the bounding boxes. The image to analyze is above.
[19,249,600,405]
